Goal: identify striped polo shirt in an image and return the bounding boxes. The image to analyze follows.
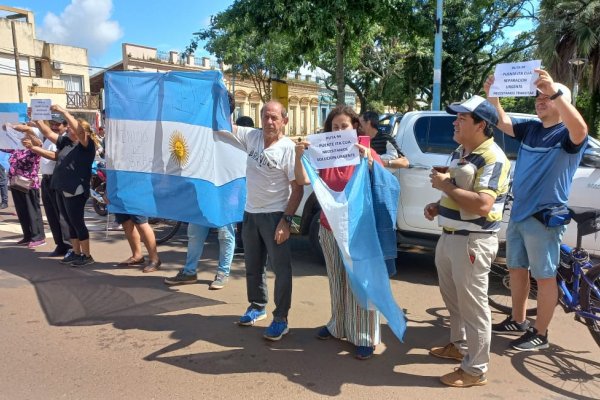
[438,137,511,232]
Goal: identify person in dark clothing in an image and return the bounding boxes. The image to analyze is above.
[29,105,97,267]
[358,111,409,169]
[36,117,72,256]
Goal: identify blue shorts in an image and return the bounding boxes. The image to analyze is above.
[114,213,148,225]
[506,217,566,279]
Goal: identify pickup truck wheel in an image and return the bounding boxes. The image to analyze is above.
[308,211,324,263]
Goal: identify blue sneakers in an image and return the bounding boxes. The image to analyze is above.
[263,320,289,341]
[238,306,267,326]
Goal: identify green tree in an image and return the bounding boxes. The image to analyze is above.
[187,8,299,102]
[537,0,600,136]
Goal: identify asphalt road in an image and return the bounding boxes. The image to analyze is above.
[1,202,599,400]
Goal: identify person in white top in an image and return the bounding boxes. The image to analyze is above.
[231,101,303,341]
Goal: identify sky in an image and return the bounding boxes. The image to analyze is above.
[7,0,535,75]
[8,0,236,70]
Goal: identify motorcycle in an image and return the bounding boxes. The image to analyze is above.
[90,161,107,216]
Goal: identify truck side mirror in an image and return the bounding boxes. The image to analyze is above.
[581,147,600,168]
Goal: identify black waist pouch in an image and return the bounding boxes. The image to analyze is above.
[533,205,572,228]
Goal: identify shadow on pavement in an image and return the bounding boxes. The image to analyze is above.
[111,313,452,395]
[0,246,222,326]
[508,345,600,400]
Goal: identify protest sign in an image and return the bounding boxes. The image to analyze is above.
[0,113,24,150]
[490,60,542,97]
[31,99,52,120]
[306,130,360,169]
[0,125,25,150]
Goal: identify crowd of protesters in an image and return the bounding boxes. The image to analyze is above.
[0,69,588,388]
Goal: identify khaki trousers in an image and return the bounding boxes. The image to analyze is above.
[435,232,498,376]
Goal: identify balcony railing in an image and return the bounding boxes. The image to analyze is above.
[66,91,100,110]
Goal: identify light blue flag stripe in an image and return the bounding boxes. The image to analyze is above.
[302,156,406,341]
[105,71,231,131]
[104,71,245,227]
[0,103,27,122]
[106,170,245,227]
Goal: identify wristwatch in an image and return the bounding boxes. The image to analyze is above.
[550,88,563,100]
[282,214,293,225]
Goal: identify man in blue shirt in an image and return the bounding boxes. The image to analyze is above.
[484,69,588,350]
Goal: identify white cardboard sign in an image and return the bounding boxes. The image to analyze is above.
[490,60,542,97]
[0,113,25,149]
[30,99,52,121]
[305,129,360,169]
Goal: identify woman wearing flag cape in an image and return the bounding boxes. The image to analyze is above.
[294,106,406,360]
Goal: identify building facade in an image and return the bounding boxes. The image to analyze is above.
[0,6,96,118]
[91,43,358,136]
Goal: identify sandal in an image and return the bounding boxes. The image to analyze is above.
[117,256,145,267]
[142,260,162,273]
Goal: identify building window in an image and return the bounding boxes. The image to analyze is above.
[250,103,258,125]
[60,74,84,93]
[34,61,43,77]
[0,53,30,76]
[300,107,306,134]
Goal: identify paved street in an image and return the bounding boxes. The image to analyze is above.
[1,201,599,400]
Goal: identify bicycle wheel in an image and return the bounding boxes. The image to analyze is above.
[580,264,600,347]
[488,262,538,316]
[149,218,182,244]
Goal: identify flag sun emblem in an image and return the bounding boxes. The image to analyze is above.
[169,131,189,168]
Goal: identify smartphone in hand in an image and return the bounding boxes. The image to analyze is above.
[358,135,371,148]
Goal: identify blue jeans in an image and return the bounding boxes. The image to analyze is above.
[182,223,235,276]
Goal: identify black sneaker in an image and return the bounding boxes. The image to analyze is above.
[164,269,198,286]
[60,250,79,264]
[492,315,531,335]
[71,254,95,267]
[511,327,549,351]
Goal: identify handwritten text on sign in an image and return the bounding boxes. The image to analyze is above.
[490,60,542,97]
[306,129,360,169]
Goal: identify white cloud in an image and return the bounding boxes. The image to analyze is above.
[37,0,123,59]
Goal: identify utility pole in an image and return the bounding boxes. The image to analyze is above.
[11,20,23,102]
[432,0,443,111]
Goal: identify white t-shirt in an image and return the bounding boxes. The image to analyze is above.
[233,126,296,213]
[40,138,57,175]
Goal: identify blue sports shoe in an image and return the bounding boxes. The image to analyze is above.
[264,320,289,341]
[238,306,267,326]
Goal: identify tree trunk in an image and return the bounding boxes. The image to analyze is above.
[335,20,346,105]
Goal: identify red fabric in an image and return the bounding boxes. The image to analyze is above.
[319,153,382,231]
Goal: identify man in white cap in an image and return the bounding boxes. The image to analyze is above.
[424,95,511,387]
[484,69,588,351]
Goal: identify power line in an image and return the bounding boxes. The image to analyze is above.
[0,46,112,71]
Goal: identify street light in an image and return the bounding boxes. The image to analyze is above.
[568,56,587,107]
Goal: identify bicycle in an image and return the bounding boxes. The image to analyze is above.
[488,206,600,346]
[148,218,183,244]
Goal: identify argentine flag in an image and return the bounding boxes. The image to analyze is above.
[104,71,246,227]
[302,157,406,341]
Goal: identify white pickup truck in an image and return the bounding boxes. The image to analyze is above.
[294,111,600,259]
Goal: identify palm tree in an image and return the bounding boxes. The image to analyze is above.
[536,0,600,133]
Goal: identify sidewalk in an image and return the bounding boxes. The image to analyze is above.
[1,201,600,399]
